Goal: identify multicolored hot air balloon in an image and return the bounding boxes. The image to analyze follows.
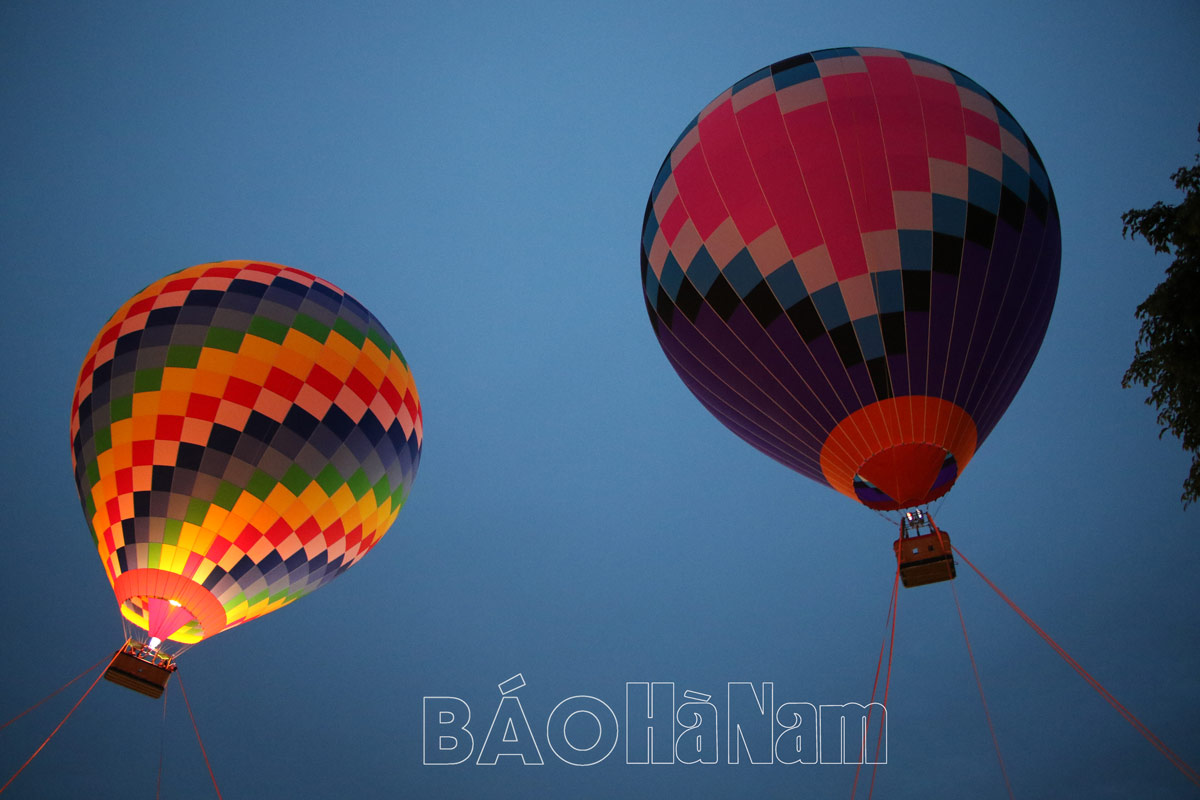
[640,47,1060,513]
[71,261,422,661]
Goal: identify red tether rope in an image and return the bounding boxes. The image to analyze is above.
[852,563,899,800]
[175,671,223,799]
[867,566,899,800]
[0,651,120,795]
[0,653,110,731]
[953,544,1200,789]
[156,683,170,800]
[951,581,1014,799]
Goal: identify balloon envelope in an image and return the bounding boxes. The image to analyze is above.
[71,261,422,645]
[640,47,1060,510]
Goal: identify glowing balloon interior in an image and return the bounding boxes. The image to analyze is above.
[71,261,422,646]
[640,47,1060,510]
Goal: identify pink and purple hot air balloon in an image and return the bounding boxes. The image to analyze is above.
[640,47,1060,518]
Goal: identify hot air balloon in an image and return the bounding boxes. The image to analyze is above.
[640,48,1059,582]
[70,261,422,694]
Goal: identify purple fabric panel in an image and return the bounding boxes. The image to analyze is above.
[955,226,1022,429]
[692,305,827,439]
[970,209,1061,442]
[724,305,842,435]
[944,242,991,407]
[927,272,960,396]
[904,312,930,396]
[845,360,881,406]
[654,306,827,467]
[765,314,853,427]
[887,353,912,398]
[673,349,821,473]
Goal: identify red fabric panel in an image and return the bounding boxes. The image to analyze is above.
[916,75,966,164]
[658,196,689,246]
[736,94,823,256]
[963,108,1001,148]
[865,56,930,191]
[698,99,774,243]
[672,143,730,240]
[784,103,868,279]
[824,71,895,233]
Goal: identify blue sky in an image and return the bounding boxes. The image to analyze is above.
[1,1,1198,798]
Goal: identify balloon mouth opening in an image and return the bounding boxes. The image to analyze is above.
[854,448,959,511]
[113,568,228,646]
[819,395,978,510]
[120,597,205,644]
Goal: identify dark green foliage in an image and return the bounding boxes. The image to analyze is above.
[1122,124,1200,507]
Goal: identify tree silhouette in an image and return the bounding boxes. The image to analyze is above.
[1122,124,1200,507]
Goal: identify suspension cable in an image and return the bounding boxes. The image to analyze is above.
[0,650,120,795]
[866,564,899,800]
[951,581,1014,799]
[852,562,899,799]
[0,653,111,731]
[953,545,1200,789]
[156,682,170,800]
[175,672,223,800]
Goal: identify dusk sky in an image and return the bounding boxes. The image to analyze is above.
[1,1,1198,798]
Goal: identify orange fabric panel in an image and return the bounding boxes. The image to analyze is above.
[819,395,977,506]
[114,568,228,641]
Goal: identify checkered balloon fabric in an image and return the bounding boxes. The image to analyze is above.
[641,48,1060,511]
[70,261,422,644]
